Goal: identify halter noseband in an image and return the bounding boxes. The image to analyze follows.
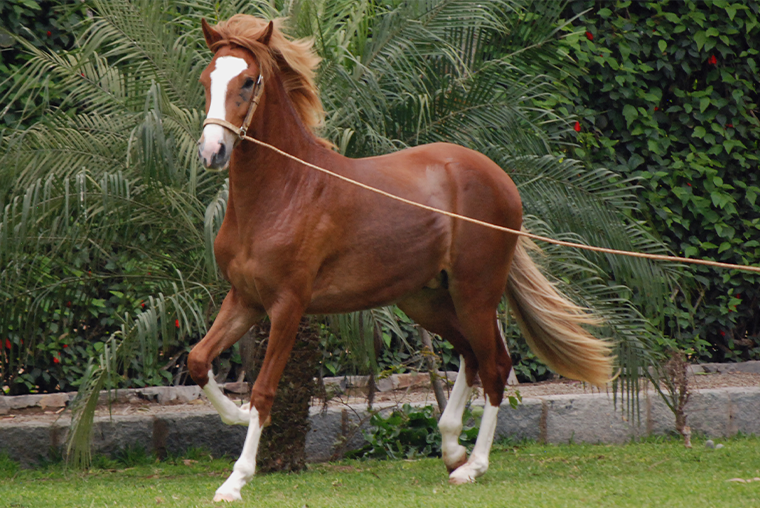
[202,73,264,141]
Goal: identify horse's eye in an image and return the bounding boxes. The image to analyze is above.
[242,77,255,89]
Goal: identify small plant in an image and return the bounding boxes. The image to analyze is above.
[652,350,691,448]
[348,404,481,460]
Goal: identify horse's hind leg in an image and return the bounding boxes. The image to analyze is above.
[397,290,478,473]
[438,356,475,472]
[188,289,264,426]
[449,316,511,484]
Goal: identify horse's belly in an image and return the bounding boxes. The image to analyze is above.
[305,246,445,314]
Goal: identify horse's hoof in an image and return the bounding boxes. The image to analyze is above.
[448,472,476,485]
[213,492,241,503]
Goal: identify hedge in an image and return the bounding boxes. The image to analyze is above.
[555,0,760,361]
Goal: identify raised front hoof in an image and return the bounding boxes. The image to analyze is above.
[213,492,242,503]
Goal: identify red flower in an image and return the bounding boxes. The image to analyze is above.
[4,339,10,350]
[654,107,659,111]
[727,123,733,128]
[63,344,68,348]
[53,356,60,364]
[687,183,692,187]
[46,31,52,37]
[175,319,180,328]
[573,121,581,132]
[708,55,717,65]
[736,294,741,299]
[66,301,71,307]
[720,330,726,337]
[585,31,594,41]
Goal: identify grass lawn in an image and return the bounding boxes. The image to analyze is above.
[1,435,759,507]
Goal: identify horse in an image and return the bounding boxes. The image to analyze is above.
[189,15,613,503]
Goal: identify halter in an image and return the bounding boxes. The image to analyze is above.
[202,73,264,142]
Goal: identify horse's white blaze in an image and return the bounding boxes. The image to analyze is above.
[202,369,250,426]
[214,404,262,502]
[200,56,248,162]
[438,356,472,470]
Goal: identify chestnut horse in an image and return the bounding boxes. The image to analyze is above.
[189,15,612,502]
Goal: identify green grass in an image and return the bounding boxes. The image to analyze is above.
[2,436,759,507]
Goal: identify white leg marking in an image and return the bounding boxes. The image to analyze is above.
[203,369,250,426]
[449,394,500,485]
[214,405,262,502]
[438,357,472,471]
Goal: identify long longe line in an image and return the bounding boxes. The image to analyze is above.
[240,133,760,275]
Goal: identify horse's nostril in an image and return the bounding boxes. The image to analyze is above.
[218,143,226,159]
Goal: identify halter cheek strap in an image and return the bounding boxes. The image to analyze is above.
[203,74,264,141]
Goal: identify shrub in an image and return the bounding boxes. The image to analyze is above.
[555,0,760,361]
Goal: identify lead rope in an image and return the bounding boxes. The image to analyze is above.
[202,117,760,275]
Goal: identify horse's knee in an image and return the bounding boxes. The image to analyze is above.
[438,412,463,437]
[187,348,210,387]
[250,388,275,427]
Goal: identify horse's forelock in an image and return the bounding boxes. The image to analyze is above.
[208,15,326,137]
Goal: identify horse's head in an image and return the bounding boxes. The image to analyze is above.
[198,19,272,171]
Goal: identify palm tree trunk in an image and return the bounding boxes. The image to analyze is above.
[239,317,321,473]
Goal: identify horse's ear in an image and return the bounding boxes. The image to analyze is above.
[259,21,274,46]
[201,18,223,51]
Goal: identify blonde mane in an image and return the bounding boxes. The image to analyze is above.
[209,15,327,142]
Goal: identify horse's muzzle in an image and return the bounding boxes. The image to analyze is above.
[198,137,230,171]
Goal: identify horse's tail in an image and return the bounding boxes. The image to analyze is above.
[506,235,613,386]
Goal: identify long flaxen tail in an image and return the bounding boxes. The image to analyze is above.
[506,235,614,387]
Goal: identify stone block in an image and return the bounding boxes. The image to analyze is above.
[0,421,56,467]
[727,387,760,436]
[646,393,677,436]
[91,415,153,456]
[685,389,731,437]
[495,397,542,442]
[38,393,69,409]
[306,405,369,461]
[155,411,247,459]
[544,393,644,444]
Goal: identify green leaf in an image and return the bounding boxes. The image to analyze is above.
[699,97,710,113]
[622,104,639,127]
[723,139,746,154]
[658,40,667,53]
[693,126,706,138]
[694,30,707,51]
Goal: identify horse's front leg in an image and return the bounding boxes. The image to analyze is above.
[188,289,263,426]
[212,293,305,503]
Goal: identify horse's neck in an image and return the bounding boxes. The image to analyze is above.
[226,71,330,218]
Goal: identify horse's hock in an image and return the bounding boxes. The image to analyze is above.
[1,364,759,467]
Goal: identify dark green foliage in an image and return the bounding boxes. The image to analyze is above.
[0,1,89,129]
[556,0,760,361]
[348,404,482,460]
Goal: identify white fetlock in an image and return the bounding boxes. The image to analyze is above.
[204,369,250,426]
